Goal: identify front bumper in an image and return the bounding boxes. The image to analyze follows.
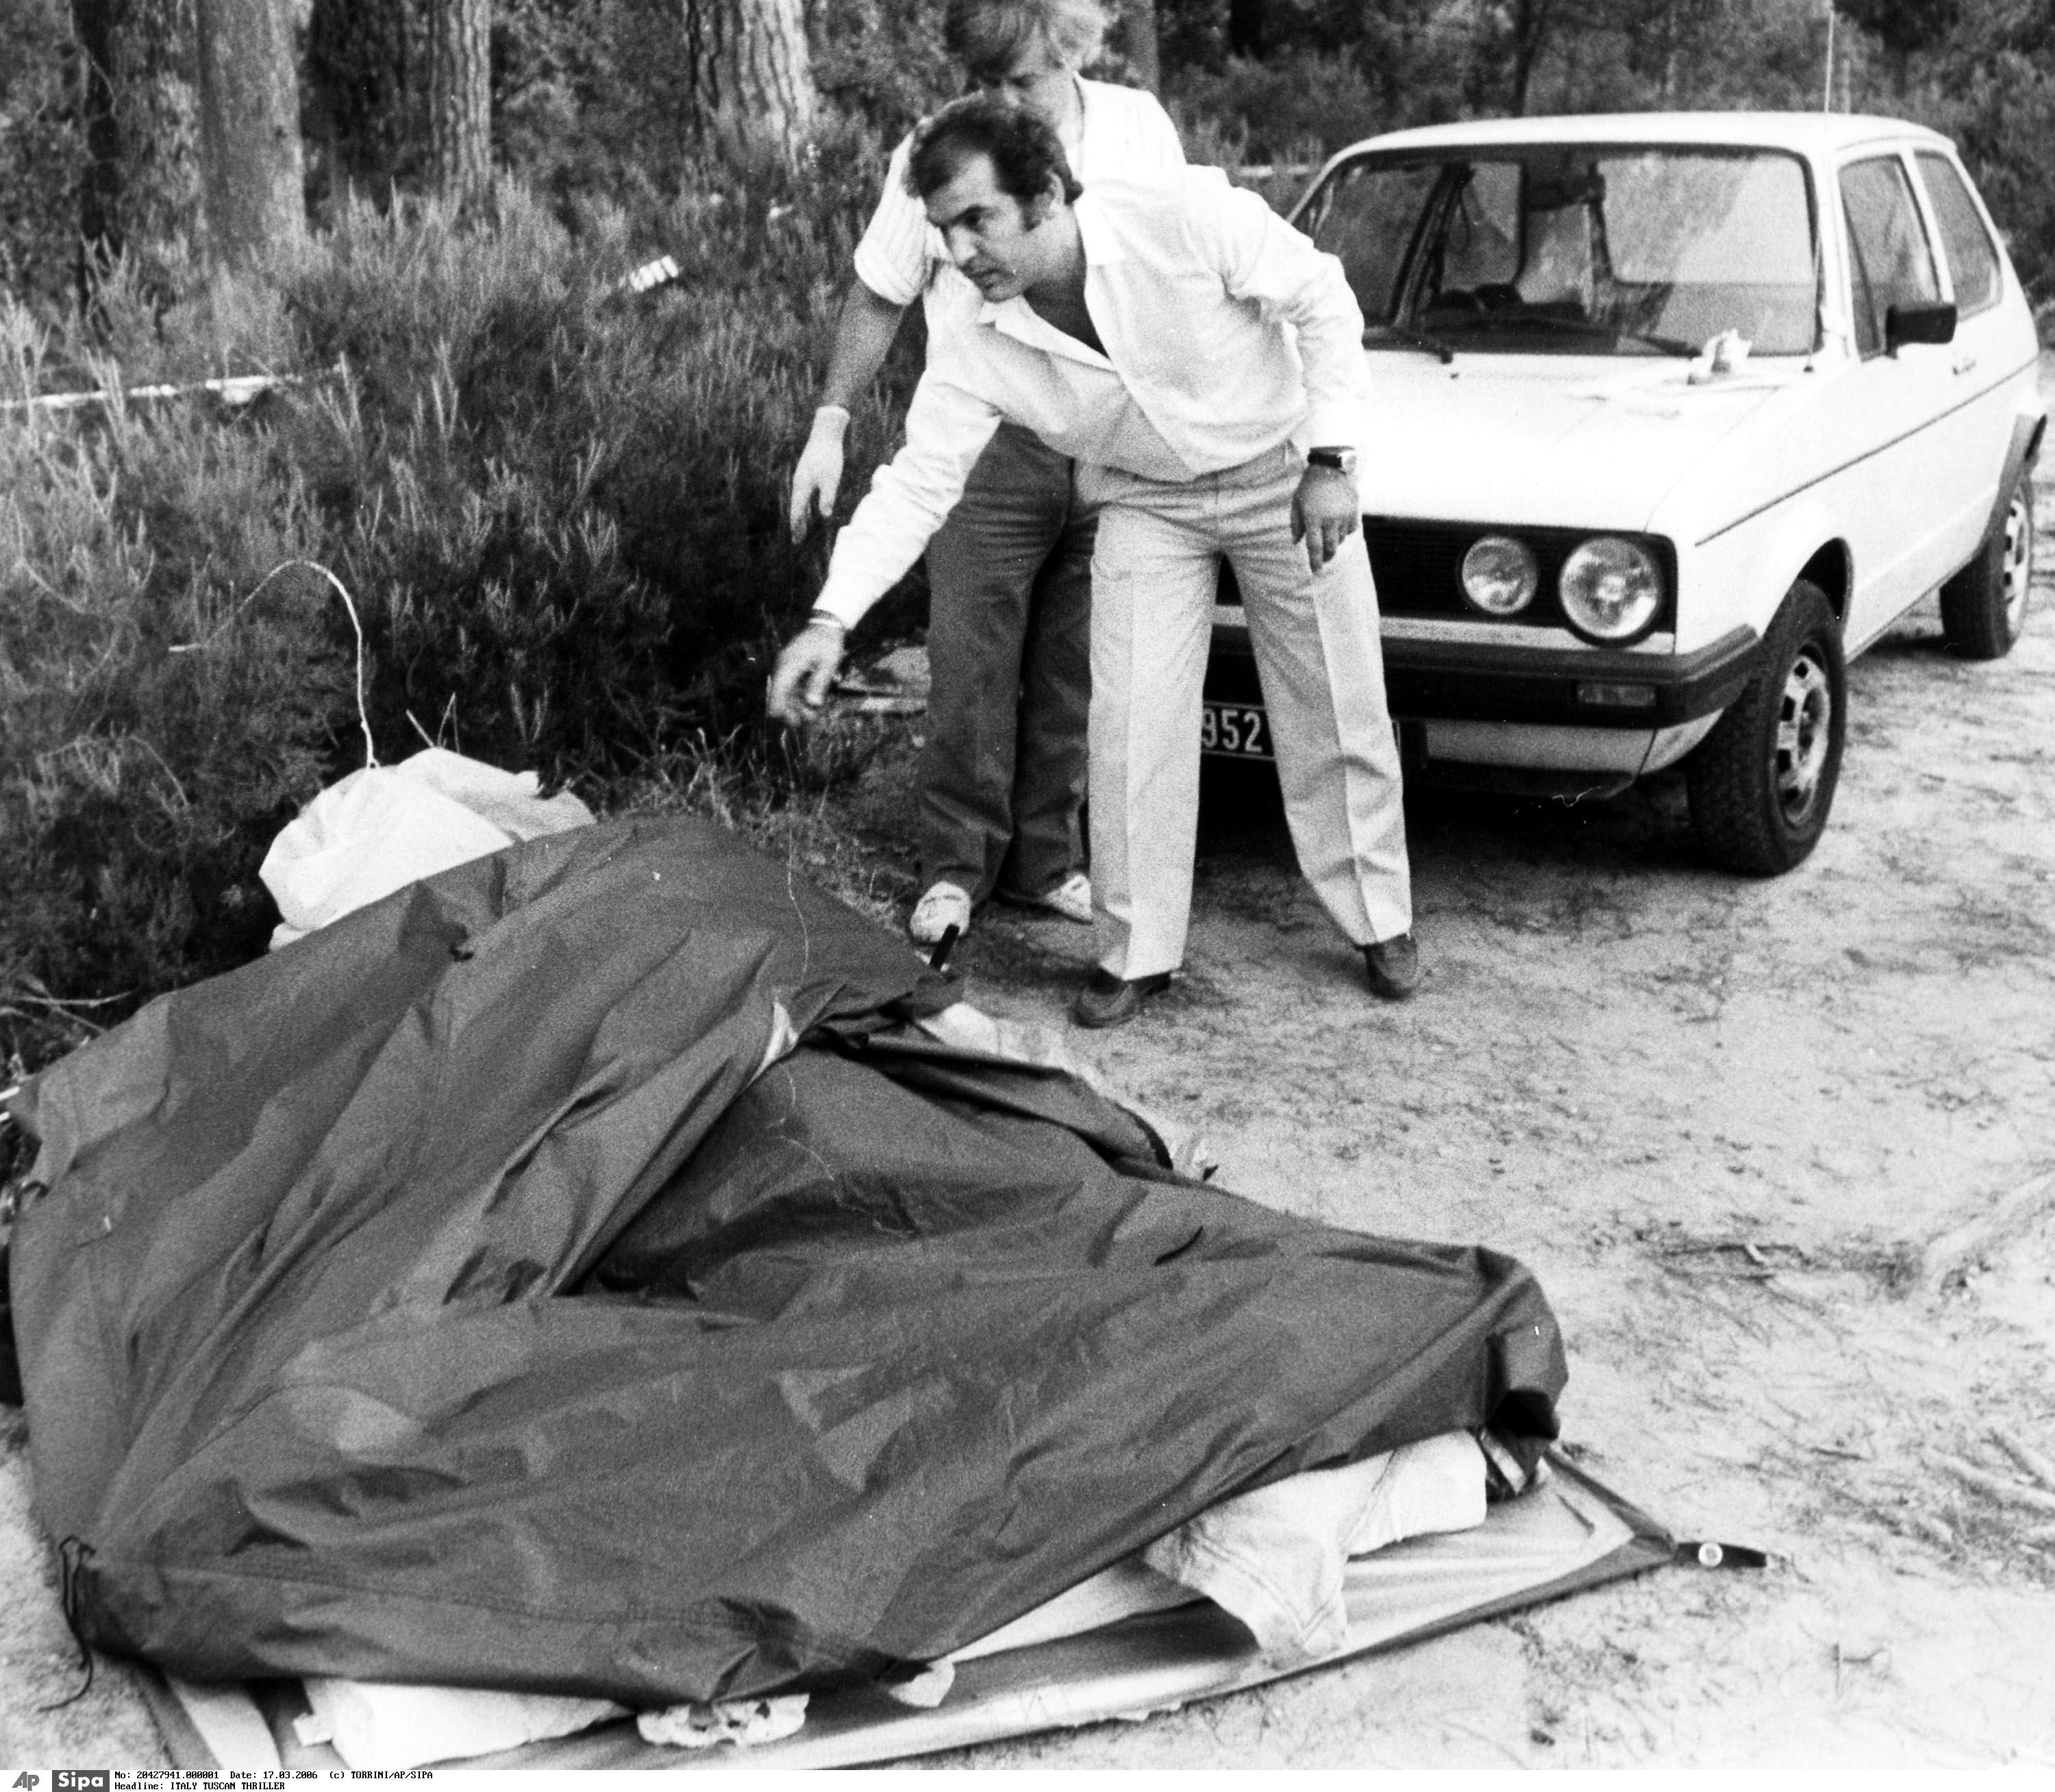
[1206,621,1761,731]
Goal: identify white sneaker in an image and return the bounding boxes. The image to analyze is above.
[909,880,973,946]
[999,871,1093,923]
[1022,870,1093,925]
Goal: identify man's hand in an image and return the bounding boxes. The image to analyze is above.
[767,619,847,725]
[788,407,851,542]
[1290,465,1360,573]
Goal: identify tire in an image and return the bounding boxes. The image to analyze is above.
[1687,579,1847,876]
[1939,470,2035,660]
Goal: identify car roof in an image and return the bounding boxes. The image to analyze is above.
[1334,112,1954,160]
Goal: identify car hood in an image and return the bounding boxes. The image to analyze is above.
[1355,354,1793,534]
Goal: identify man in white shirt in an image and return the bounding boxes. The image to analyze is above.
[788,0,1182,954]
[771,96,1417,1027]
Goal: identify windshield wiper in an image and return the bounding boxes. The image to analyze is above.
[1431,311,1695,356]
[1608,328,1697,357]
[1363,321,1456,364]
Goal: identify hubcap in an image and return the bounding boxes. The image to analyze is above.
[2002,491,2034,638]
[1774,647,1833,826]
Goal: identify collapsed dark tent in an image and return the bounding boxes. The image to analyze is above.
[6,817,1565,1707]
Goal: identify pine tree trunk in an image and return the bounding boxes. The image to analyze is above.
[1506,0,1556,116]
[429,0,491,204]
[194,0,305,264]
[1226,0,1262,58]
[1122,0,1160,91]
[307,0,427,203]
[69,0,199,290]
[680,0,817,162]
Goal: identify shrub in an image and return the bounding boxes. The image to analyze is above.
[1169,49,1382,167]
[1,151,927,1069]
[1,301,344,1065]
[278,155,914,773]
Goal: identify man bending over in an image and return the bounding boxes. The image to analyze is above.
[771,95,1418,1027]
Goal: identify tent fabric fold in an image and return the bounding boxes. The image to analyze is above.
[8,816,1566,1707]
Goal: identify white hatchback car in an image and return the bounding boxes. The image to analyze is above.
[1204,113,2046,872]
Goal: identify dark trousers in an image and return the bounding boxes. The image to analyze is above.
[918,420,1095,903]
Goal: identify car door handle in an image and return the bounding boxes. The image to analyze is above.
[1952,351,1978,376]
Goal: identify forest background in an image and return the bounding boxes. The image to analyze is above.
[1,0,2052,1075]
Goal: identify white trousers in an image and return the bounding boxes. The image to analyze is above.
[1082,443,1412,980]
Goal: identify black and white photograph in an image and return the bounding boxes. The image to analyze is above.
[2,0,2051,1770]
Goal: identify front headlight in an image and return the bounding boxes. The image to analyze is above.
[1460,536,1540,615]
[1559,538,1663,640]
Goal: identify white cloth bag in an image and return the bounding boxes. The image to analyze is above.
[260,747,595,949]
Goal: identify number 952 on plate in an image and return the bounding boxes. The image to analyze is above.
[1200,701,1272,760]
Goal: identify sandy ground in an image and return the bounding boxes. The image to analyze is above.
[3,364,2052,1769]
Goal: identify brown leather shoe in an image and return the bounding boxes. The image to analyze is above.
[1363,932,1420,1000]
[1072,968,1172,1029]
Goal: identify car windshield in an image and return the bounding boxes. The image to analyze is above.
[1298,145,1819,357]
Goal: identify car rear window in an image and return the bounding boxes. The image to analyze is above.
[1914,151,2002,316]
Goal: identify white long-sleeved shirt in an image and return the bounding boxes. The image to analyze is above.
[851,77,1184,316]
[816,166,1373,627]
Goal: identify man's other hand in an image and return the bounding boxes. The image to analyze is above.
[1291,466,1360,573]
[767,621,846,725]
[788,408,851,542]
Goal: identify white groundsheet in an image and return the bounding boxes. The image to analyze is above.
[140,1460,1655,1771]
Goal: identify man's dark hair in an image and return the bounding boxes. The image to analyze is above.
[906,93,1082,210]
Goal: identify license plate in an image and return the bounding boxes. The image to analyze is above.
[1201,701,1272,760]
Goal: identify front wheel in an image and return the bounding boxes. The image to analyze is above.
[1939,469,2035,660]
[1687,580,1847,876]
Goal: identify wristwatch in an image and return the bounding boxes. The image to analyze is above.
[1307,446,1357,474]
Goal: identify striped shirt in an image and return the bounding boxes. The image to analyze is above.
[851,76,1185,316]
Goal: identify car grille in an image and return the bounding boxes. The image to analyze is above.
[1365,521,1484,619]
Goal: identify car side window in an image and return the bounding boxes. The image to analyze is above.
[1914,152,2002,317]
[1839,155,1940,358]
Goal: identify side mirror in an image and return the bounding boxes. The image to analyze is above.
[1885,300,1956,353]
